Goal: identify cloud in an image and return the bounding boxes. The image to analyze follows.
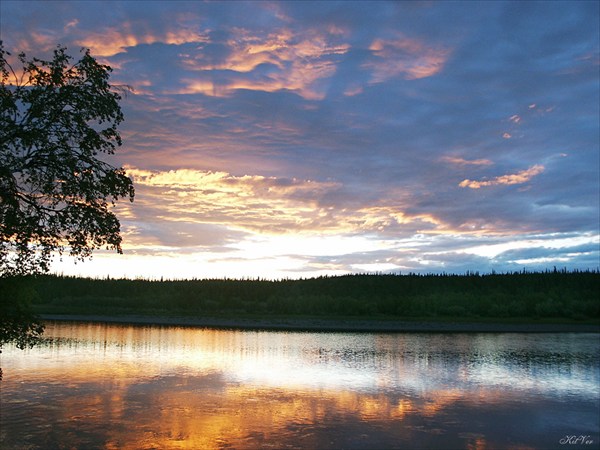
[177,28,350,100]
[365,36,450,83]
[3,0,597,278]
[125,166,344,234]
[440,156,494,167]
[459,165,545,189]
[77,26,209,57]
[508,114,522,124]
[123,166,453,239]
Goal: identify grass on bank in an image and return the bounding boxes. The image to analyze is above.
[23,270,600,325]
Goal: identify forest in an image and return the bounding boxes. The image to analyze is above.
[22,269,600,323]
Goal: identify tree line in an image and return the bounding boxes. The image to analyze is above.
[29,270,600,321]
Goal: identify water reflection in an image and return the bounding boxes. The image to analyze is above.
[1,322,598,449]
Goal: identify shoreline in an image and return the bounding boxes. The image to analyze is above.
[39,314,600,333]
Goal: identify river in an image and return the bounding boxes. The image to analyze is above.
[1,321,598,449]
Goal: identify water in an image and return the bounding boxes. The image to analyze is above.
[1,322,598,449]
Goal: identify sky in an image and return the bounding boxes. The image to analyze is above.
[1,0,599,279]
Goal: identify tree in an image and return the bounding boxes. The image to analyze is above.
[0,42,134,353]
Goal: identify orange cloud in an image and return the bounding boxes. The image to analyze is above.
[459,165,545,189]
[13,31,60,54]
[77,26,209,57]
[179,29,349,99]
[125,167,341,233]
[123,167,450,237]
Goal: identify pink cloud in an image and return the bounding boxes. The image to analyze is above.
[179,29,350,100]
[441,156,494,167]
[459,165,545,189]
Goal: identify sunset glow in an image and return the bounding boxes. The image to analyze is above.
[2,0,598,279]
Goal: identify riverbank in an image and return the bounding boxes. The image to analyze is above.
[40,314,600,333]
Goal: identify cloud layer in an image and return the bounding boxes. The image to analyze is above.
[1,0,598,278]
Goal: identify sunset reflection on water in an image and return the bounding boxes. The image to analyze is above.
[1,322,598,449]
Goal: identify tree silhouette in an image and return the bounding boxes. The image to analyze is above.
[0,42,134,352]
